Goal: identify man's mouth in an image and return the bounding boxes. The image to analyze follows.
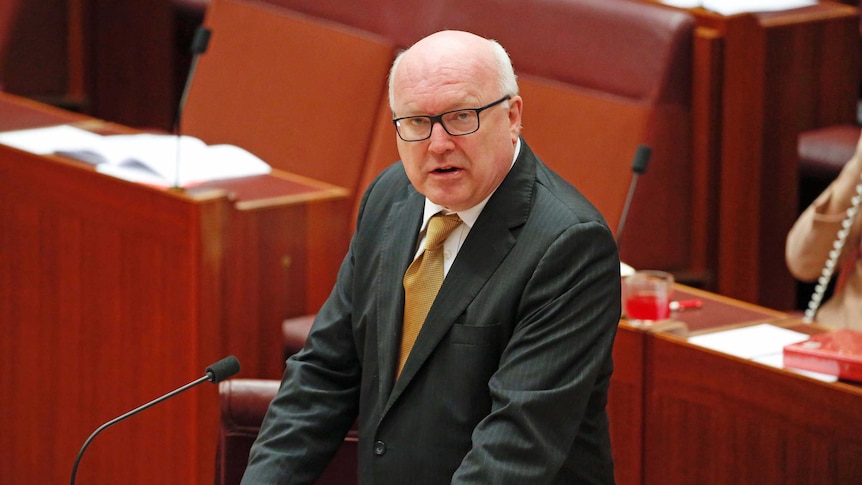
[434,167,458,173]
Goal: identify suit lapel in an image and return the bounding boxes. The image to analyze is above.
[383,140,537,412]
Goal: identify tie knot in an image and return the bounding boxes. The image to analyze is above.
[425,213,462,250]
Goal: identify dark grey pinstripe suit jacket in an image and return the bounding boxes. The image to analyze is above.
[242,139,620,484]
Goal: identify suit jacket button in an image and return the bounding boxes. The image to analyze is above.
[373,441,386,456]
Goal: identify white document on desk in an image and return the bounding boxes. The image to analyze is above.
[0,124,103,155]
[659,0,816,14]
[0,125,271,187]
[688,323,838,382]
[76,134,271,187]
[700,0,816,15]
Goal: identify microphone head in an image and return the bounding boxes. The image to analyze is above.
[631,145,652,175]
[206,355,240,383]
[191,27,212,55]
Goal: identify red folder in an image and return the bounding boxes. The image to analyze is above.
[783,329,862,382]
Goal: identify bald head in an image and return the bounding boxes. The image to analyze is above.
[388,31,518,114]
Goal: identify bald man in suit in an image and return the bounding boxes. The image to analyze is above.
[242,30,620,484]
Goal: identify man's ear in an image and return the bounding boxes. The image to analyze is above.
[508,95,524,133]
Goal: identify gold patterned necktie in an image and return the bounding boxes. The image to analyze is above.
[398,213,463,375]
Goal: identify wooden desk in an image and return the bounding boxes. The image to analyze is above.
[0,93,348,484]
[609,284,787,485]
[644,324,862,484]
[610,282,862,484]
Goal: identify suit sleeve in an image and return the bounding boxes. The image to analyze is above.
[452,219,620,483]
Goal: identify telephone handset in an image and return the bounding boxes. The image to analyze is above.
[803,179,862,323]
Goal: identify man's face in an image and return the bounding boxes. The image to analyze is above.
[392,60,522,212]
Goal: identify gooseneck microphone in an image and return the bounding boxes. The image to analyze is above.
[173,25,212,188]
[174,25,212,136]
[615,144,652,245]
[70,355,240,485]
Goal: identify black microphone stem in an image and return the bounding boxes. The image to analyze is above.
[172,26,212,189]
[616,145,651,247]
[173,54,203,137]
[70,375,210,485]
[616,173,640,243]
[69,355,238,484]
[173,26,211,136]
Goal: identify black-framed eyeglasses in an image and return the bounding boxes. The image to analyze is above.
[392,95,511,142]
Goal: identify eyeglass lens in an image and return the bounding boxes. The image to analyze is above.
[397,110,479,141]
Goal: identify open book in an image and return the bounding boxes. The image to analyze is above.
[0,125,271,187]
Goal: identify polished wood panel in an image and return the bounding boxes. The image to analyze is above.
[0,92,348,484]
[83,0,179,129]
[669,284,787,333]
[0,0,75,106]
[644,329,862,484]
[0,141,228,484]
[609,324,648,485]
[614,280,862,484]
[688,27,724,286]
[216,185,350,380]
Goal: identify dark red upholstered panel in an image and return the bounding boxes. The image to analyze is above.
[256,0,694,106]
[520,74,693,270]
[799,124,859,180]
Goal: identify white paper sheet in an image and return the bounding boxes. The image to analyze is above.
[701,0,816,15]
[688,323,838,382]
[660,0,702,8]
[688,323,808,359]
[754,353,838,382]
[659,0,817,15]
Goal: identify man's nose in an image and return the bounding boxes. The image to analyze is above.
[427,121,454,151]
